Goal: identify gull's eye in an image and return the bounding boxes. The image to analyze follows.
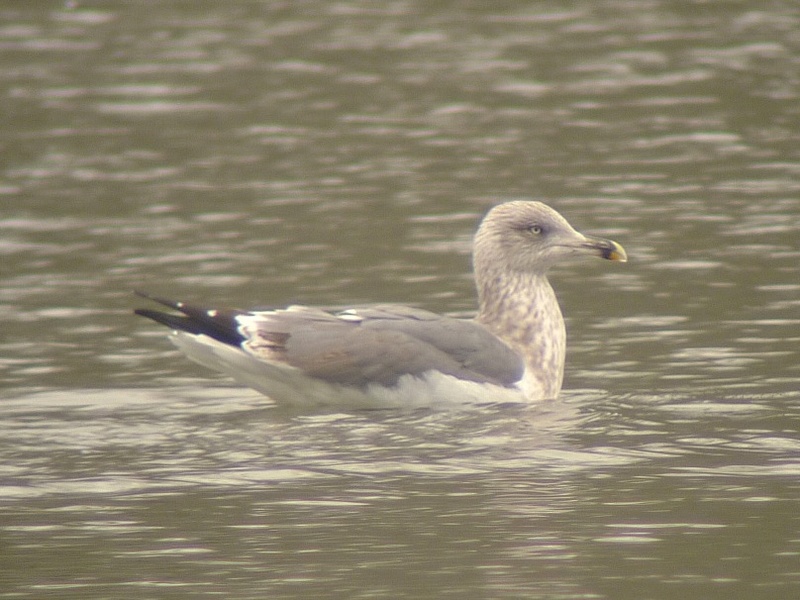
[528,224,543,235]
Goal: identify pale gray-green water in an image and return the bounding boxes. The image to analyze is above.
[2,1,799,598]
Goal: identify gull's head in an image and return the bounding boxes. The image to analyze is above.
[473,200,627,277]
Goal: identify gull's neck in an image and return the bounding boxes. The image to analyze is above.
[475,268,566,399]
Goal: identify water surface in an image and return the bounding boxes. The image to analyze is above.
[2,1,799,598]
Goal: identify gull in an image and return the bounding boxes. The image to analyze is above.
[136,201,626,408]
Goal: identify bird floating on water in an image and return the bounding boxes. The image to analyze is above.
[136,201,626,409]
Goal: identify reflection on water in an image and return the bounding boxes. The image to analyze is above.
[2,387,799,597]
[2,0,800,598]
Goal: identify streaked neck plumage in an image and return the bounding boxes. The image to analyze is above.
[474,261,566,400]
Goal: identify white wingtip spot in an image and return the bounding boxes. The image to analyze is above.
[337,309,363,323]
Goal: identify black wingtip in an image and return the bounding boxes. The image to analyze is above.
[134,291,245,347]
[134,307,196,333]
[134,290,183,311]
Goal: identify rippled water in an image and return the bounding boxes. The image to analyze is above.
[2,1,800,598]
